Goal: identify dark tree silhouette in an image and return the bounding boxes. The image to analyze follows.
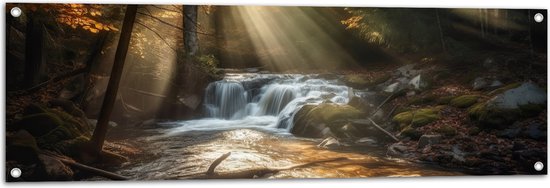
[90,5,138,154]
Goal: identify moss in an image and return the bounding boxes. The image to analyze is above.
[308,103,364,123]
[468,102,521,129]
[49,108,92,137]
[393,108,440,128]
[437,96,455,105]
[450,95,480,108]
[195,54,220,77]
[400,126,422,140]
[436,125,457,137]
[489,82,521,96]
[344,74,370,89]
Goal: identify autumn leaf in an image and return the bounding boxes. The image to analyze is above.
[95,23,103,30]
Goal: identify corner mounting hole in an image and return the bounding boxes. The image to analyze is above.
[11,7,22,18]
[534,13,544,23]
[534,161,544,171]
[10,168,22,178]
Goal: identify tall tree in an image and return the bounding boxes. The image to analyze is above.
[24,12,45,88]
[90,5,138,155]
[184,5,199,56]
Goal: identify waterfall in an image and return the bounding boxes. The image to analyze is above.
[256,85,297,116]
[204,81,248,119]
[202,73,352,131]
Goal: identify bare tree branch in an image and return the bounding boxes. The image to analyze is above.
[135,20,177,52]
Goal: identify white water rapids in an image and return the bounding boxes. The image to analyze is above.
[163,73,352,134]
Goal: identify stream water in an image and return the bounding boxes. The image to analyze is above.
[115,73,462,179]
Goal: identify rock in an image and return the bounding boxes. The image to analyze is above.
[387,142,414,158]
[450,145,466,162]
[436,125,457,137]
[393,107,440,128]
[318,137,341,149]
[355,137,378,146]
[291,104,364,138]
[490,80,503,88]
[6,130,40,163]
[343,74,370,89]
[384,82,401,93]
[408,74,428,90]
[399,126,422,140]
[38,154,74,180]
[473,77,503,91]
[347,96,371,114]
[417,134,443,148]
[450,95,480,108]
[497,127,521,138]
[469,82,546,128]
[488,82,546,109]
[395,64,420,78]
[523,123,546,141]
[473,77,490,90]
[178,94,201,110]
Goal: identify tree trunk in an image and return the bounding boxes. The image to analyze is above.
[184,5,199,56]
[435,9,446,53]
[24,14,44,88]
[90,5,138,154]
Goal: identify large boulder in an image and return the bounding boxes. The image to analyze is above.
[291,104,364,138]
[469,82,546,128]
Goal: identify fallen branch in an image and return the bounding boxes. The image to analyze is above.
[367,118,399,142]
[351,119,399,142]
[186,153,348,179]
[206,152,231,175]
[57,158,129,180]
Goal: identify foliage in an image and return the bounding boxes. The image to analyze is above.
[195,54,220,77]
[16,4,121,33]
[342,8,443,53]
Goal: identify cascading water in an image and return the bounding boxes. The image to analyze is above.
[198,73,352,132]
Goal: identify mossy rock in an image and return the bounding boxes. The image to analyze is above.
[17,113,64,137]
[436,125,457,137]
[450,95,480,108]
[393,108,440,128]
[437,96,455,105]
[291,104,364,138]
[488,82,521,96]
[48,108,92,137]
[343,74,370,89]
[468,102,520,129]
[399,126,422,140]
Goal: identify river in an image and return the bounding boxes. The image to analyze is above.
[114,73,462,179]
